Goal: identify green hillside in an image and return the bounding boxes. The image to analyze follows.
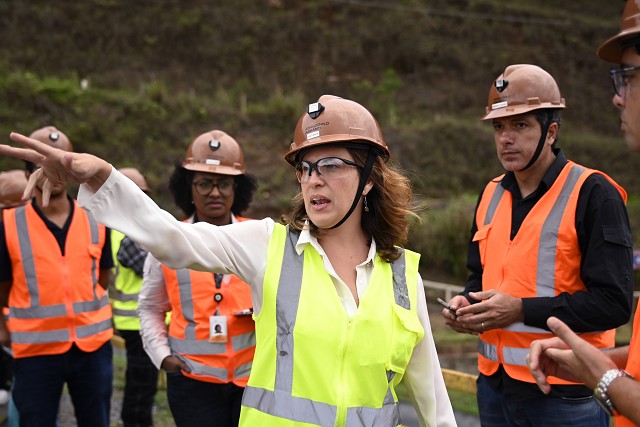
[0,0,637,280]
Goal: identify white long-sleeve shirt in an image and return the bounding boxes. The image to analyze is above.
[78,167,457,427]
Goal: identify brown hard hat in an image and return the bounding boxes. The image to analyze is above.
[0,170,28,209]
[183,130,245,175]
[284,95,390,165]
[481,64,566,121]
[118,167,151,192]
[28,126,73,152]
[598,0,640,63]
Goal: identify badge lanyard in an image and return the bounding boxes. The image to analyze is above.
[210,272,227,343]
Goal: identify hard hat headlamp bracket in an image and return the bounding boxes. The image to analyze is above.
[307,102,325,119]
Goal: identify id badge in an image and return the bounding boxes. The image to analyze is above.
[209,315,228,343]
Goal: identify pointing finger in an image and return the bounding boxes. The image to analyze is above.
[546,317,582,348]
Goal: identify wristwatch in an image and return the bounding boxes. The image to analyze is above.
[593,369,633,416]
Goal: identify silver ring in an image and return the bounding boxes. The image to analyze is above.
[481,322,485,331]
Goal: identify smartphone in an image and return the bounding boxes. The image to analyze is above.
[436,297,457,315]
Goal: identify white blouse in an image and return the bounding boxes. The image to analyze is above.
[78,167,457,427]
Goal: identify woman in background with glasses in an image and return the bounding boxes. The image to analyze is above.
[138,130,258,427]
[1,95,456,427]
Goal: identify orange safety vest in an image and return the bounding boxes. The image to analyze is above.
[162,217,255,387]
[616,306,640,426]
[473,162,625,384]
[3,202,113,358]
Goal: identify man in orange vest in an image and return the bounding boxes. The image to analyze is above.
[0,126,115,427]
[441,64,634,426]
[528,1,640,425]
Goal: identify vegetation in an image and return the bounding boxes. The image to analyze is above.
[1,0,639,283]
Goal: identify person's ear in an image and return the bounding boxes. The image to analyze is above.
[546,122,559,144]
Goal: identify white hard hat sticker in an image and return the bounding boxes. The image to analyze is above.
[205,159,221,165]
[306,130,320,140]
[491,101,508,110]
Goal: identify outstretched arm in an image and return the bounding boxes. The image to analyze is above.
[0,133,112,205]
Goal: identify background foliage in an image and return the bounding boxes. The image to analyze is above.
[0,0,637,283]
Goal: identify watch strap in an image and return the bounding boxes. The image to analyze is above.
[593,369,632,416]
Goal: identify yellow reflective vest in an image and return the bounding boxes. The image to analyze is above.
[110,230,143,330]
[240,224,424,427]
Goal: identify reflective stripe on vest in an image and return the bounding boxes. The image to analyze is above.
[476,163,620,380]
[242,227,404,427]
[110,288,139,303]
[169,330,256,354]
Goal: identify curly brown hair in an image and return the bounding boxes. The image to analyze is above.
[281,147,418,262]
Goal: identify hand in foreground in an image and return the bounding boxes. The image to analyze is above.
[453,289,523,334]
[0,133,112,206]
[160,355,191,373]
[527,316,616,394]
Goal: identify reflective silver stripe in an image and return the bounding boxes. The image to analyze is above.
[484,183,505,226]
[232,331,256,352]
[176,269,197,341]
[537,164,585,298]
[478,339,498,361]
[73,294,109,314]
[112,308,138,317]
[234,361,252,379]
[503,322,551,334]
[243,386,336,427]
[502,346,531,366]
[346,402,401,427]
[383,371,396,405]
[242,226,408,426]
[110,288,139,302]
[169,336,226,355]
[391,250,409,309]
[181,357,228,381]
[76,318,112,338]
[86,212,100,298]
[11,328,70,344]
[10,304,66,319]
[273,228,303,394]
[15,207,39,306]
[503,343,613,367]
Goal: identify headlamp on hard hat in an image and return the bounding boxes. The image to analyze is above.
[307,102,325,119]
[495,79,509,93]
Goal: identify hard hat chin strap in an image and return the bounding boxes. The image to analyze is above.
[519,121,551,172]
[329,146,376,230]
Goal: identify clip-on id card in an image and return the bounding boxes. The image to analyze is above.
[210,315,228,343]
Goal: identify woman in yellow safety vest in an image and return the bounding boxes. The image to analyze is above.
[2,95,457,427]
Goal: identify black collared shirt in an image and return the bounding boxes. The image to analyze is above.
[465,149,634,399]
